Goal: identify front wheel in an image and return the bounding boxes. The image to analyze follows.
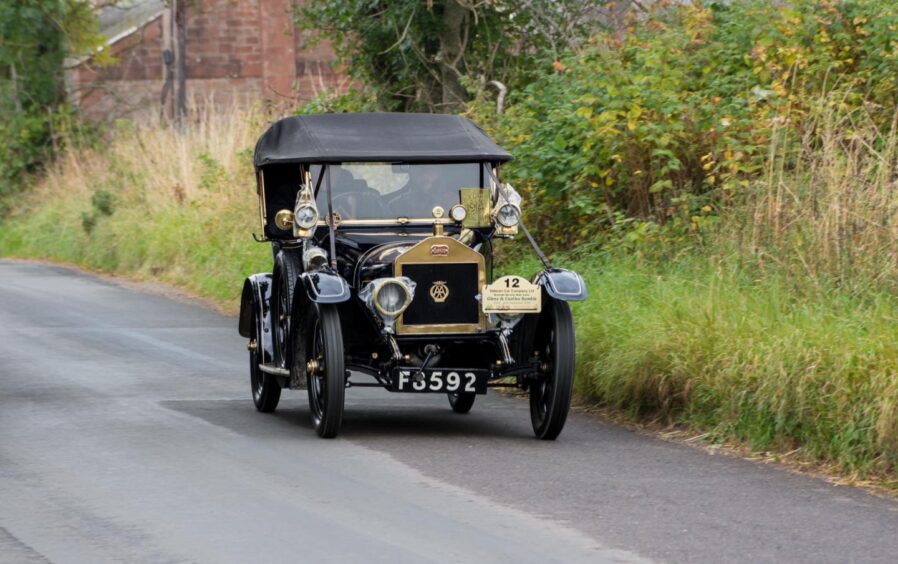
[306,304,346,438]
[529,299,575,440]
[448,392,475,414]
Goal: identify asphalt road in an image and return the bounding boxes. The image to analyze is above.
[2,260,897,564]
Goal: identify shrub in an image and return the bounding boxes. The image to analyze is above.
[472,0,898,249]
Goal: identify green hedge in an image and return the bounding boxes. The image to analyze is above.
[472,0,898,248]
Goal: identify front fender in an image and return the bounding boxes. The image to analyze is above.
[299,269,351,304]
[533,268,588,302]
[238,273,275,364]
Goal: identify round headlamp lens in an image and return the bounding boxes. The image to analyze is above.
[450,205,467,223]
[376,282,409,315]
[295,205,318,229]
[496,204,520,227]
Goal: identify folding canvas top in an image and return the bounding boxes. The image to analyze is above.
[254,113,513,168]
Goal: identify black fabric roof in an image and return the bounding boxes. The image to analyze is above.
[253,113,512,167]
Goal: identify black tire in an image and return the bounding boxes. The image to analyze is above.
[529,299,575,440]
[272,251,300,367]
[448,392,476,414]
[250,312,281,413]
[306,304,346,438]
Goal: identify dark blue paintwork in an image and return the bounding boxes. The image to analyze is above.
[300,269,352,304]
[238,273,275,365]
[533,268,588,302]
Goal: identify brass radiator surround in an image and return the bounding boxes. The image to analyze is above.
[393,236,486,335]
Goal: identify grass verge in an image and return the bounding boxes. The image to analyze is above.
[548,254,898,482]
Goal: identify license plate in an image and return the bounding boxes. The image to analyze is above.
[392,368,488,394]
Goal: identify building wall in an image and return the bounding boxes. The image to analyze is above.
[69,0,345,120]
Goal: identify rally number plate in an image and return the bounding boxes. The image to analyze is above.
[392,368,488,394]
[481,275,541,314]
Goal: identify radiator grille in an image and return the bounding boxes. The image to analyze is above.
[401,263,479,326]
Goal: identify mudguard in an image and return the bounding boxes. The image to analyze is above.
[533,268,588,302]
[238,274,275,364]
[299,269,351,304]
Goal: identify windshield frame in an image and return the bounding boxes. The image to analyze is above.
[306,161,495,228]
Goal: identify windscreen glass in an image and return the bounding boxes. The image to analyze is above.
[312,163,482,221]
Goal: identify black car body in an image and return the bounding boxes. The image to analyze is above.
[238,113,587,438]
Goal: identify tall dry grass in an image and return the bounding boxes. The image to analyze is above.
[37,101,261,208]
[0,101,272,307]
[741,98,898,293]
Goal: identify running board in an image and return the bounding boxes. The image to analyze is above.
[259,364,290,376]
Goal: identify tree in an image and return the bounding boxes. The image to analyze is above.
[299,0,617,113]
[0,1,106,200]
[0,1,106,112]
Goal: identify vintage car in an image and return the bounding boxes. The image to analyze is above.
[238,113,587,439]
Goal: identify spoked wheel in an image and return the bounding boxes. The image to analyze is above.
[448,393,476,414]
[529,299,575,440]
[249,313,281,412]
[306,304,345,438]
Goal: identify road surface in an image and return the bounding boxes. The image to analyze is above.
[1,260,897,563]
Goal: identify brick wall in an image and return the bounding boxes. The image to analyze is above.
[69,0,345,120]
[294,26,343,102]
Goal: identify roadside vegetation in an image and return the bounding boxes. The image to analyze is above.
[0,1,109,213]
[0,105,269,305]
[3,0,898,481]
[487,0,898,479]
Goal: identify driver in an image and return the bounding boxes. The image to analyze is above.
[330,167,377,219]
[386,166,447,218]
